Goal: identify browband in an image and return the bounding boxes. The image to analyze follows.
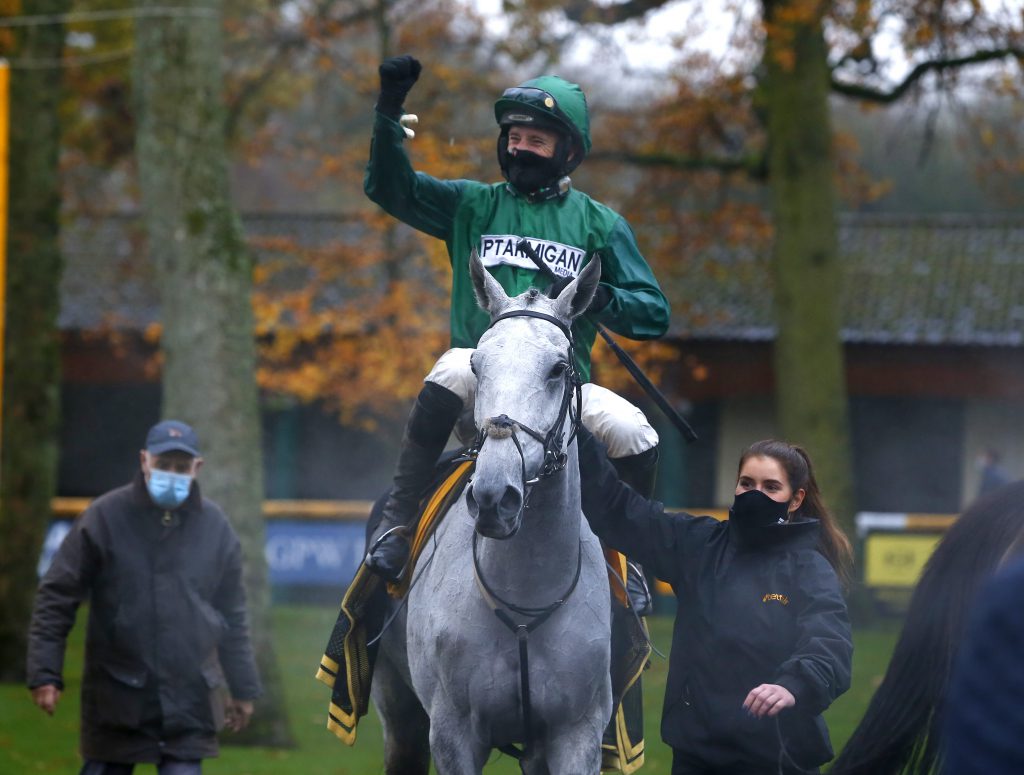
[489,309,572,343]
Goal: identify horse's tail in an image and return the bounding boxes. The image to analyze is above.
[831,481,1024,775]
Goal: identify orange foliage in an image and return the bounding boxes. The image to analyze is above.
[55,0,1024,429]
[0,0,19,53]
[231,1,505,428]
[833,131,893,205]
[246,0,1022,429]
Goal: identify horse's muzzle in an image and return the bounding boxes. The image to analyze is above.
[465,481,523,539]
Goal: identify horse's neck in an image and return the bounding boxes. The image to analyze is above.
[475,450,583,600]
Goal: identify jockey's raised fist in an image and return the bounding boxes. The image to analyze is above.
[376,55,422,119]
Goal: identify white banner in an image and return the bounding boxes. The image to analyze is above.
[478,234,585,279]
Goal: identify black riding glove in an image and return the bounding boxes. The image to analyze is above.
[376,55,421,120]
[549,276,612,313]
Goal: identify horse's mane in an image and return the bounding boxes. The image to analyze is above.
[830,480,1024,775]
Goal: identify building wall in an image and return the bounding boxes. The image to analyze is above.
[715,397,779,508]
[849,396,964,513]
[713,394,973,515]
[57,336,1024,513]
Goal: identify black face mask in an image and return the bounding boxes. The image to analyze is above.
[729,489,790,528]
[506,149,562,194]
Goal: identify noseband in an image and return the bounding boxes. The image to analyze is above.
[468,309,583,486]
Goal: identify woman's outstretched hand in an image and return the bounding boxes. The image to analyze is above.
[743,683,795,718]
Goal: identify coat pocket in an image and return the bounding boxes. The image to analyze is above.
[88,661,151,730]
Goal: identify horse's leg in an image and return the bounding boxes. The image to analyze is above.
[427,712,489,775]
[371,648,430,775]
[542,720,605,775]
[518,749,551,775]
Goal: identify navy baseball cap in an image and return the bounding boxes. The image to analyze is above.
[145,420,201,457]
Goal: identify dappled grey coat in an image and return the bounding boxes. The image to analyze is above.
[27,473,261,763]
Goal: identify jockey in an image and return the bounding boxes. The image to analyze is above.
[364,55,670,584]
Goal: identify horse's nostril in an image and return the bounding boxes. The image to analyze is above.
[467,483,521,518]
[466,481,523,538]
[499,485,522,516]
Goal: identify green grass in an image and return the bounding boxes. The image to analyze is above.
[0,606,900,774]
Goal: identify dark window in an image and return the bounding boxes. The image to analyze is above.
[851,397,964,513]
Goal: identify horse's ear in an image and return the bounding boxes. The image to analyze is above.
[470,248,511,315]
[553,254,602,321]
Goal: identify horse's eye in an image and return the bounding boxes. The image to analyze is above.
[549,361,568,379]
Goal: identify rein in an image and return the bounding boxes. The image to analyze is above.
[468,307,585,760]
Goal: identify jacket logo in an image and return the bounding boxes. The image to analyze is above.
[479,235,584,279]
[762,593,789,605]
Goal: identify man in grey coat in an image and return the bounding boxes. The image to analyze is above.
[27,420,262,775]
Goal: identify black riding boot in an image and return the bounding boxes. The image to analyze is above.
[365,382,463,582]
[612,445,659,616]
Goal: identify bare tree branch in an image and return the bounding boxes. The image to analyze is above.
[831,47,1024,103]
[588,148,766,177]
[562,0,673,26]
[226,32,306,141]
[225,1,378,138]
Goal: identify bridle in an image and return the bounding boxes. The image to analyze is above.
[466,307,585,760]
[467,309,583,489]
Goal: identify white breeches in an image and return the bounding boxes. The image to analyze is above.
[425,347,659,459]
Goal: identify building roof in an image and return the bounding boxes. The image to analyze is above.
[59,212,1024,347]
[669,214,1024,346]
[838,215,1023,346]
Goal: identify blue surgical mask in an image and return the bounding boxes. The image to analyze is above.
[147,469,193,510]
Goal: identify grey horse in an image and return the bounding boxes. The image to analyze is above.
[370,250,613,774]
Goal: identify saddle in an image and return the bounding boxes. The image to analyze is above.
[315,458,650,773]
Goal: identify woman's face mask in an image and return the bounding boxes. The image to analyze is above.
[729,488,790,528]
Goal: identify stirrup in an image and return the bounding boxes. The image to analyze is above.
[626,561,653,616]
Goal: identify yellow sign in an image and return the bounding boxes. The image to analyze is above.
[864,533,942,588]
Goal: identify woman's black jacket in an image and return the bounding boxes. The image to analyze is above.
[578,429,852,772]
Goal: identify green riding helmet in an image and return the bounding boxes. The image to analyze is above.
[493,75,591,174]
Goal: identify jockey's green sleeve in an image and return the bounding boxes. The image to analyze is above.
[364,111,670,380]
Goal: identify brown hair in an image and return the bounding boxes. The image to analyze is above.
[738,440,854,589]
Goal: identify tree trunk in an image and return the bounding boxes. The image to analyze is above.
[0,0,69,684]
[133,0,292,745]
[762,0,856,532]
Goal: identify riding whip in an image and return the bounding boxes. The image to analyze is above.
[515,239,698,443]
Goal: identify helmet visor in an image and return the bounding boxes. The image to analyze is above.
[498,86,575,130]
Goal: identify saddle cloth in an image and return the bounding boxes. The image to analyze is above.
[314,459,649,773]
[315,458,474,744]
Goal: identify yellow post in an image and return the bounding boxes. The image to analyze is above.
[0,60,7,463]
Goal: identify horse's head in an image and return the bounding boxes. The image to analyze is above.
[464,249,601,539]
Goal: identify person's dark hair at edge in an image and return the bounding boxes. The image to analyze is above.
[738,439,854,589]
[829,478,1024,775]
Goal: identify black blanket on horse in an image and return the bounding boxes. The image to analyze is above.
[315,457,474,743]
